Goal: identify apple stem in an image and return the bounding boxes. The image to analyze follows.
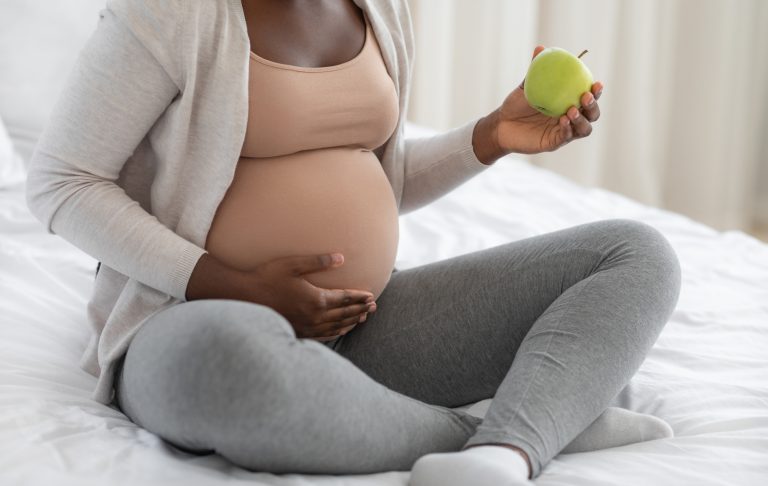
[578,49,589,59]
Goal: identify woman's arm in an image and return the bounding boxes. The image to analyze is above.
[398,46,602,216]
[25,5,206,301]
[399,117,493,215]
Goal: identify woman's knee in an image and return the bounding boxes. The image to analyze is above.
[596,218,679,274]
[595,218,682,319]
[122,300,297,430]
[129,299,296,368]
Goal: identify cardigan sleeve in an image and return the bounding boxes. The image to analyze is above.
[25,5,206,301]
[398,116,494,215]
[390,0,493,215]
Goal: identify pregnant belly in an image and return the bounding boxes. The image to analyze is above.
[205,147,400,299]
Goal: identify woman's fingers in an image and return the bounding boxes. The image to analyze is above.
[556,118,573,148]
[314,336,338,342]
[592,81,604,100]
[314,316,361,339]
[324,288,374,309]
[320,322,359,340]
[566,106,592,138]
[580,91,600,122]
[322,301,376,323]
[314,323,355,341]
[581,80,604,123]
[315,298,378,337]
[565,80,603,140]
[312,313,362,337]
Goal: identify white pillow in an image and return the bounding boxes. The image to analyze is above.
[0,117,25,188]
[0,1,105,164]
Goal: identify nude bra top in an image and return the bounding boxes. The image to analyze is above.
[240,11,400,159]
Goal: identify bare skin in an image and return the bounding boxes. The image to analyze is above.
[192,0,378,340]
[188,1,607,476]
[241,0,366,68]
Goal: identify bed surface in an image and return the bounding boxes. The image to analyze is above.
[1,124,767,485]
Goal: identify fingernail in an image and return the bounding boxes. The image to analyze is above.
[368,302,377,311]
[360,313,367,323]
[586,94,595,106]
[365,296,374,304]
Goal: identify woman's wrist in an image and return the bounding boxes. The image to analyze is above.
[472,109,509,165]
[186,252,249,301]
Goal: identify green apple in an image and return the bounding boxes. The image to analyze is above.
[524,47,594,117]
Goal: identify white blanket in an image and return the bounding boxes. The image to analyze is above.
[1,123,767,485]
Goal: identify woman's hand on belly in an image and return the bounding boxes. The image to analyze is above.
[186,252,377,341]
[251,252,379,340]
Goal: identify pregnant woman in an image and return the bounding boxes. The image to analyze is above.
[26,1,681,485]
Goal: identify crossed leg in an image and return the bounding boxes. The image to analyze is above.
[114,218,681,478]
[333,218,681,477]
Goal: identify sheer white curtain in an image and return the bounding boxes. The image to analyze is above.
[407,0,768,232]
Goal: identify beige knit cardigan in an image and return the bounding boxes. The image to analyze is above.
[25,0,492,404]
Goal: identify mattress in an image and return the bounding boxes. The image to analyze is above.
[1,123,767,485]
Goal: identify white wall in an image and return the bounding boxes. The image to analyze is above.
[406,0,768,233]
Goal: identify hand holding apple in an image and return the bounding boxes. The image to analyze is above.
[487,45,604,156]
[524,47,594,117]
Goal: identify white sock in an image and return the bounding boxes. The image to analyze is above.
[407,407,672,485]
[561,407,674,454]
[465,402,674,454]
[408,445,532,486]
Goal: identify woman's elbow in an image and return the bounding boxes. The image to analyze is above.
[24,151,58,234]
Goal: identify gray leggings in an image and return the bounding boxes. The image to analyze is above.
[112,218,681,478]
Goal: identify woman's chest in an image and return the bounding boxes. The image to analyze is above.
[241,0,367,68]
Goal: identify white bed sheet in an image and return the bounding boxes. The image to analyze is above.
[1,124,767,485]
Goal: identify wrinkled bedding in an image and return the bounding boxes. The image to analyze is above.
[1,123,767,485]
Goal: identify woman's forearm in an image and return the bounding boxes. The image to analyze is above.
[186,253,251,301]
